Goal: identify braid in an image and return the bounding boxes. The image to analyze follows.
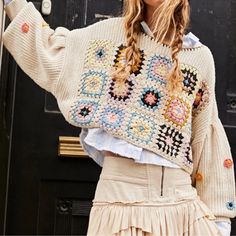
[114,0,190,93]
[167,1,190,93]
[111,1,143,83]
[126,28,141,73]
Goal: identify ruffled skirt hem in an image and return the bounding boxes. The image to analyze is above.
[87,196,222,236]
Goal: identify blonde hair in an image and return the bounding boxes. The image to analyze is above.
[112,0,190,93]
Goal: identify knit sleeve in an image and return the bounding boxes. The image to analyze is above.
[190,47,236,222]
[2,0,70,96]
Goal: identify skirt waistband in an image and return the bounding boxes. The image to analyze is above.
[93,155,196,204]
[101,155,192,186]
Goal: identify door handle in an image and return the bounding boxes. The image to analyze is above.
[58,136,88,158]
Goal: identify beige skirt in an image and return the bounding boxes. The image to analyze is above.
[87,155,222,236]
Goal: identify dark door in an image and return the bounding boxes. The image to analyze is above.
[1,0,122,235]
[1,0,236,235]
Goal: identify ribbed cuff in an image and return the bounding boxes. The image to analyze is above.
[4,0,28,21]
[214,217,231,223]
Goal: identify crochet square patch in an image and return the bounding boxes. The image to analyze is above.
[139,87,163,111]
[127,113,155,143]
[146,55,172,85]
[70,100,99,125]
[114,45,145,76]
[108,76,135,101]
[181,64,198,95]
[81,70,108,98]
[100,106,125,129]
[84,40,115,69]
[163,96,191,128]
[192,80,210,117]
[182,144,193,167]
[156,124,184,157]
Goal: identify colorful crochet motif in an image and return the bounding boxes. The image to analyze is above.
[70,100,99,125]
[226,201,235,210]
[85,40,115,69]
[146,55,172,85]
[224,159,233,168]
[21,22,29,33]
[68,39,206,173]
[195,172,203,181]
[156,124,184,158]
[163,96,191,128]
[108,76,134,101]
[183,145,193,166]
[81,70,108,98]
[139,87,163,111]
[114,45,145,76]
[127,113,155,143]
[100,106,124,129]
[181,64,198,95]
[192,80,210,117]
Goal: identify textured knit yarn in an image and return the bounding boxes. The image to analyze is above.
[3,0,236,221]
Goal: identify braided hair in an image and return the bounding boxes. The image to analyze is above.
[112,0,190,94]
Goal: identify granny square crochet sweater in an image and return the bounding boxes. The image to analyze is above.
[3,0,236,222]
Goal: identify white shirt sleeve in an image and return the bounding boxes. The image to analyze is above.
[215,221,231,236]
[4,0,12,5]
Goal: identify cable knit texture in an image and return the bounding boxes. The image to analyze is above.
[2,0,236,223]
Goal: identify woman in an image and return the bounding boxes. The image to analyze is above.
[2,0,236,235]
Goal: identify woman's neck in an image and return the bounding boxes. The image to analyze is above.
[144,6,156,29]
[144,5,174,46]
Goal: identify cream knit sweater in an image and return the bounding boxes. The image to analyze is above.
[2,0,236,223]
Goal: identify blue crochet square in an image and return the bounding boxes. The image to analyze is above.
[126,112,155,144]
[81,70,108,98]
[100,106,125,129]
[139,87,163,111]
[146,55,172,85]
[84,40,115,69]
[70,100,99,125]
